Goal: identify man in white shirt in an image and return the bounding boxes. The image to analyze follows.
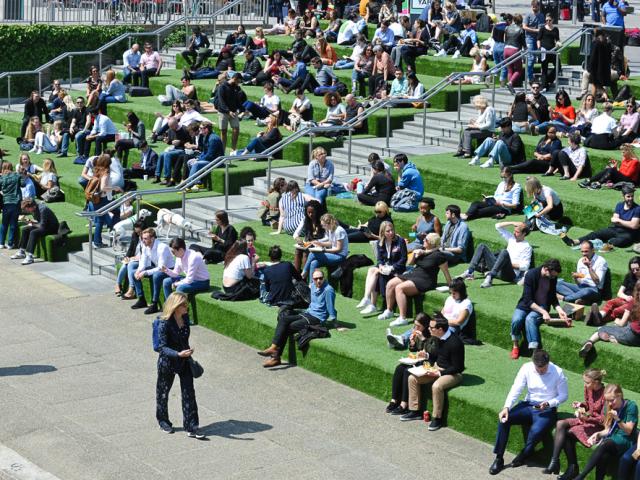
[489,350,568,475]
[556,240,608,304]
[585,103,619,150]
[122,43,141,85]
[83,113,118,157]
[131,228,175,314]
[178,99,208,128]
[460,221,532,288]
[337,13,366,45]
[162,237,210,300]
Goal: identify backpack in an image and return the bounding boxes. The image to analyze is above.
[152,318,161,352]
[41,186,64,203]
[390,189,420,212]
[84,177,101,205]
[614,84,632,102]
[475,13,491,33]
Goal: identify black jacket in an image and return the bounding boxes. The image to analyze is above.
[376,235,407,274]
[23,98,49,122]
[35,203,60,233]
[188,33,210,51]
[363,173,395,205]
[500,130,525,164]
[214,81,247,114]
[516,266,559,312]
[157,316,191,374]
[430,332,465,376]
[139,148,158,175]
[243,57,263,78]
[125,231,141,258]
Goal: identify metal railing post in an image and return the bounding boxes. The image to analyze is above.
[457,80,462,121]
[213,17,217,49]
[224,159,230,210]
[347,128,352,174]
[491,73,496,107]
[554,52,560,93]
[422,99,427,145]
[93,1,98,25]
[523,51,529,94]
[385,105,391,149]
[136,194,141,217]
[99,52,103,73]
[88,219,94,275]
[308,133,313,161]
[156,33,161,52]
[267,155,272,186]
[68,56,73,90]
[181,190,187,239]
[38,72,42,95]
[572,0,577,24]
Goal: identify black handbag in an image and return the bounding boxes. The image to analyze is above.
[188,357,204,378]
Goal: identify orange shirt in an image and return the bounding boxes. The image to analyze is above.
[321,44,338,65]
[619,156,640,183]
[551,105,576,125]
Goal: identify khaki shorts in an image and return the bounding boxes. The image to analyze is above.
[219,112,240,130]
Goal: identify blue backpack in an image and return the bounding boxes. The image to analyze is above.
[152,318,161,352]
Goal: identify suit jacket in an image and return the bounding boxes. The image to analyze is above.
[140,148,158,175]
[23,98,50,122]
[157,316,191,374]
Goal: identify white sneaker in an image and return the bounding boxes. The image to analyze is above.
[378,309,394,321]
[480,159,494,168]
[356,297,370,309]
[21,255,34,265]
[389,317,408,327]
[480,276,493,288]
[0,244,6,249]
[10,250,26,259]
[452,50,461,59]
[360,304,378,315]
[468,155,480,166]
[386,328,405,349]
[434,49,446,57]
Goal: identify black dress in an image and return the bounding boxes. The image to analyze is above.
[190,225,238,264]
[398,250,447,293]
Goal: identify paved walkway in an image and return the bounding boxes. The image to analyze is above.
[0,252,547,480]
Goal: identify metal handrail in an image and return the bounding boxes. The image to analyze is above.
[0,0,253,103]
[76,25,591,274]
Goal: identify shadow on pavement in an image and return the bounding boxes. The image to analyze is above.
[200,419,273,440]
[0,364,57,376]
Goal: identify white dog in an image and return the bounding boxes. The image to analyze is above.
[155,208,193,238]
[110,209,152,250]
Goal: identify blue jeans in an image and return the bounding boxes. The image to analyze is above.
[0,203,19,247]
[75,130,89,157]
[188,160,212,178]
[156,149,184,178]
[122,67,139,84]
[492,42,508,82]
[162,277,210,300]
[511,307,544,349]
[304,183,329,203]
[618,444,640,479]
[117,260,139,288]
[242,101,272,119]
[536,120,571,134]
[525,36,537,81]
[89,197,119,246]
[493,401,557,457]
[474,138,513,166]
[132,268,170,302]
[591,0,600,21]
[60,132,71,155]
[556,280,601,304]
[302,252,345,281]
[78,177,89,189]
[244,137,267,154]
[334,59,355,70]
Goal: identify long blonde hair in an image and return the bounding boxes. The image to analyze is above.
[378,220,395,246]
[603,383,624,429]
[24,116,41,141]
[160,292,189,320]
[42,158,57,175]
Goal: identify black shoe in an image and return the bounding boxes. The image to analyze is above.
[56,152,68,158]
[144,303,160,315]
[578,180,590,188]
[510,451,527,468]
[453,150,465,157]
[506,83,516,95]
[542,458,560,474]
[159,422,174,434]
[560,233,577,247]
[579,341,594,358]
[400,410,423,421]
[390,406,409,416]
[151,176,161,184]
[187,430,206,439]
[489,456,504,475]
[558,464,579,480]
[428,417,443,431]
[586,303,603,327]
[385,401,398,413]
[131,297,148,309]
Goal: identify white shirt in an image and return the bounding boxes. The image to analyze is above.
[590,113,618,135]
[576,253,608,289]
[389,22,406,38]
[504,362,568,409]
[179,109,208,128]
[90,114,118,136]
[137,239,175,276]
[109,156,125,190]
[561,146,587,168]
[293,96,312,112]
[323,226,349,257]
[496,225,532,275]
[442,296,473,330]
[260,94,280,112]
[493,181,521,208]
[223,254,251,281]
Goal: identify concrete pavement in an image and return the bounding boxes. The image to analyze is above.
[0,252,545,480]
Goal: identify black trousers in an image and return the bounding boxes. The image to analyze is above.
[368,74,386,98]
[357,192,390,207]
[272,311,320,353]
[468,244,517,282]
[189,244,225,263]
[509,159,550,174]
[576,439,619,480]
[132,68,159,88]
[540,53,560,90]
[590,167,634,185]
[585,133,618,150]
[458,129,493,154]
[156,358,199,433]
[580,225,639,248]
[115,138,135,168]
[465,200,509,220]
[19,224,55,254]
[391,363,412,403]
[181,48,212,69]
[551,150,586,178]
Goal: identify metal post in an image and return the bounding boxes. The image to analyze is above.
[523,52,529,94]
[572,0,577,24]
[88,219,94,275]
[181,189,187,239]
[7,76,11,110]
[308,133,313,161]
[38,72,42,95]
[554,51,560,94]
[457,80,462,121]
[68,56,73,90]
[267,155,272,186]
[224,159,230,210]
[156,34,161,52]
[385,105,390,149]
[347,128,352,174]
[93,0,98,25]
[492,72,496,107]
[213,18,217,49]
[136,194,141,217]
[422,99,427,145]
[99,52,103,73]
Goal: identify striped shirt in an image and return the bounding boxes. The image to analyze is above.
[279,192,306,234]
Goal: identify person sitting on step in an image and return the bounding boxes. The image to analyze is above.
[469,118,525,169]
[454,94,496,159]
[579,143,640,190]
[9,199,60,265]
[556,240,609,306]
[161,237,211,301]
[301,213,350,283]
[407,197,442,252]
[489,350,568,475]
[459,221,532,289]
[543,132,590,181]
[561,185,640,250]
[440,204,470,266]
[258,268,337,368]
[588,256,640,326]
[342,200,393,243]
[461,167,522,221]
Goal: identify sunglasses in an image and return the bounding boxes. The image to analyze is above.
[312,277,324,281]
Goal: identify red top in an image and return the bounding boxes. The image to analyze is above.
[552,105,576,125]
[619,156,640,183]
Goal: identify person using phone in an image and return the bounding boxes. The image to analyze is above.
[489,350,568,475]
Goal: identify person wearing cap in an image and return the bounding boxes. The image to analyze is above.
[469,118,525,168]
[181,26,212,71]
[562,186,640,249]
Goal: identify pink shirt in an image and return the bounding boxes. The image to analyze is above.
[141,51,161,70]
[167,249,210,286]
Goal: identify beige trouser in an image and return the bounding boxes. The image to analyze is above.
[408,373,463,417]
[580,70,620,96]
